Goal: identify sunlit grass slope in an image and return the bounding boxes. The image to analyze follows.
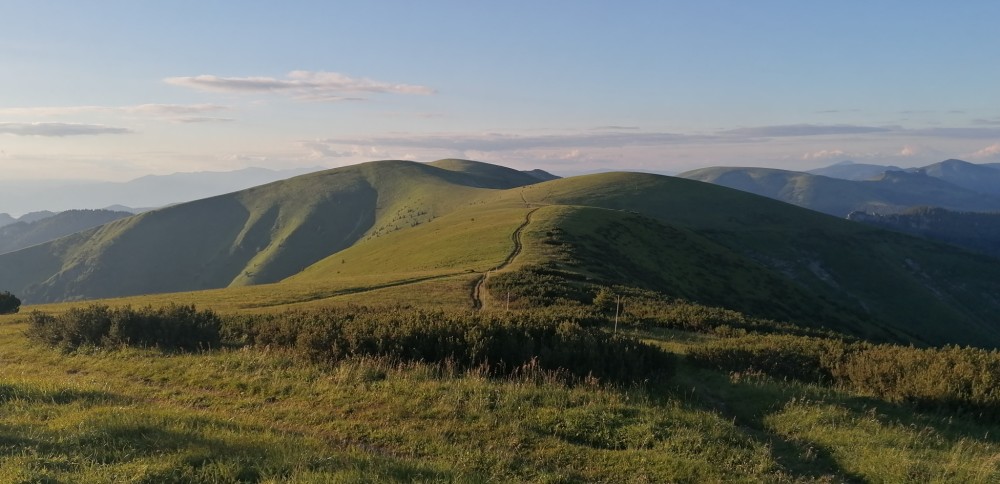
[290,202,530,282]
[0,160,543,304]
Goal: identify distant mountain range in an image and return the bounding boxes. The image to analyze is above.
[807,161,904,180]
[0,166,322,217]
[3,159,1000,348]
[679,159,1000,217]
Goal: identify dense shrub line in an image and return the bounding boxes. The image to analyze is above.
[27,304,222,350]
[224,306,674,383]
[26,303,673,383]
[689,334,1000,416]
[593,286,847,340]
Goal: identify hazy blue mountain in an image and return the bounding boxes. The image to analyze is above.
[807,161,903,180]
[17,211,58,223]
[0,166,321,216]
[0,214,14,228]
[678,166,1000,217]
[0,209,132,255]
[908,159,1000,195]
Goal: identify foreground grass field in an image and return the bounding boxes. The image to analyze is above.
[1,306,998,482]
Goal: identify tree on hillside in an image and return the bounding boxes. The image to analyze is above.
[0,291,21,314]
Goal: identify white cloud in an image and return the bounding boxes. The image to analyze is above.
[300,140,359,159]
[164,70,434,101]
[0,122,132,136]
[802,149,846,160]
[174,117,234,124]
[722,124,892,137]
[898,145,919,157]
[970,143,1000,159]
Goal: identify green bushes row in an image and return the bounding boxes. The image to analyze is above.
[593,286,846,340]
[224,306,674,383]
[689,334,1000,416]
[26,303,673,384]
[27,304,222,350]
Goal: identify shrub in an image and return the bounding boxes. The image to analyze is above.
[687,334,847,384]
[689,333,1000,417]
[0,291,20,315]
[27,304,221,351]
[223,306,674,384]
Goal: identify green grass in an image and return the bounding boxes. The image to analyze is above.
[2,307,999,482]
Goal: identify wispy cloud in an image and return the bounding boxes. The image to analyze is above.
[592,125,640,130]
[0,122,132,136]
[174,117,234,124]
[973,118,1000,126]
[905,127,1000,139]
[320,131,713,152]
[164,70,434,101]
[124,104,228,116]
[721,124,893,137]
[970,143,1000,159]
[0,103,227,117]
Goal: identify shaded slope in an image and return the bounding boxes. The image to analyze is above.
[0,160,539,303]
[428,158,548,188]
[678,166,1000,216]
[0,209,131,255]
[849,207,1000,259]
[510,173,1000,346]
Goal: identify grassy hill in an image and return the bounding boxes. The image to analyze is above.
[678,166,1000,216]
[502,173,1000,346]
[0,160,544,303]
[4,161,1000,347]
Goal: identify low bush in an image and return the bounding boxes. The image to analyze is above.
[27,304,222,351]
[223,306,674,383]
[687,334,847,384]
[689,333,1000,417]
[0,291,20,315]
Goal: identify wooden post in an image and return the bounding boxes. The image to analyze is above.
[614,295,621,335]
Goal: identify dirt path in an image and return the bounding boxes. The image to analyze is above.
[471,207,538,310]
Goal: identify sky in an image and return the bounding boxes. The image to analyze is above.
[1,1,999,181]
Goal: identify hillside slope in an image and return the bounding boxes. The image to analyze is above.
[0,209,131,255]
[678,166,1000,216]
[506,173,1000,346]
[0,160,544,303]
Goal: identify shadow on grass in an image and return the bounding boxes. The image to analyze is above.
[0,408,458,482]
[672,360,1000,482]
[0,383,129,406]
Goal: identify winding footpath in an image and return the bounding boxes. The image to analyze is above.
[471,207,539,310]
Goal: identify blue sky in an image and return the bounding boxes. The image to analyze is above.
[1,1,999,180]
